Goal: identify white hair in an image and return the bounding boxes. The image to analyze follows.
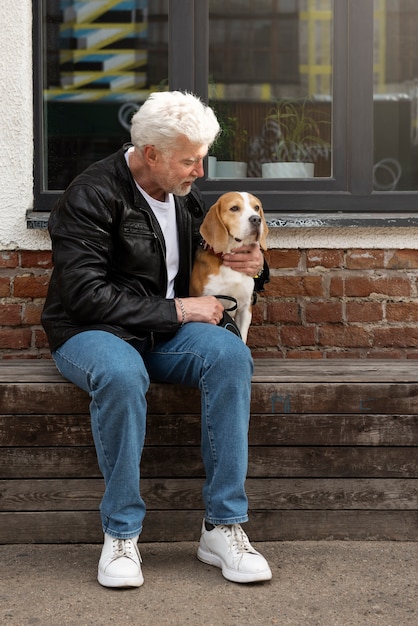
[131,91,220,152]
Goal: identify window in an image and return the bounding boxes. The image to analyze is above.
[207,1,332,181]
[34,0,169,209]
[33,0,418,215]
[373,0,418,192]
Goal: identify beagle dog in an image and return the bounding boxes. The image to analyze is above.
[190,191,268,343]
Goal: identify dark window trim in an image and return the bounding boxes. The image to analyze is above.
[31,0,418,218]
[33,0,51,211]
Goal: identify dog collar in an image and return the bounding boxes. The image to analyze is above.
[201,241,223,258]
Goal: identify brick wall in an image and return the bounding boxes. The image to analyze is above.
[249,248,418,359]
[1,248,418,359]
[0,251,52,359]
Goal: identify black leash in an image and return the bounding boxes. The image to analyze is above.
[214,295,238,312]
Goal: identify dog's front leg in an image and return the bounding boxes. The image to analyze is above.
[234,306,252,344]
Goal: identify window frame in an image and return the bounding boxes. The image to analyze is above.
[32,0,418,216]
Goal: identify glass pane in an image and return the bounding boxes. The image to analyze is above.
[208,0,332,180]
[373,0,418,191]
[42,0,168,191]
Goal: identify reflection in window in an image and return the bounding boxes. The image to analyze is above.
[208,0,332,180]
[373,0,418,191]
[42,0,168,191]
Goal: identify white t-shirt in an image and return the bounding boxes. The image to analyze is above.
[126,149,179,298]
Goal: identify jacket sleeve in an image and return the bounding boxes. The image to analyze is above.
[48,181,180,335]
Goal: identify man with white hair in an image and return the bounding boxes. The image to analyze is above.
[42,91,271,588]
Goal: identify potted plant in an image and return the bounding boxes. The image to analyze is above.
[261,99,330,178]
[209,102,248,178]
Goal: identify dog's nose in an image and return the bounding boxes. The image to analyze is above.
[249,215,261,227]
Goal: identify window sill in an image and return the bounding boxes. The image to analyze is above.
[27,211,51,230]
[265,212,418,228]
[26,210,418,231]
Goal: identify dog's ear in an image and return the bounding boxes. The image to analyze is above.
[200,200,230,253]
[258,204,269,251]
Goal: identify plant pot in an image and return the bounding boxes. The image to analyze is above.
[262,162,315,178]
[216,161,247,178]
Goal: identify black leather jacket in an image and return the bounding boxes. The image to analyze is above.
[42,145,206,352]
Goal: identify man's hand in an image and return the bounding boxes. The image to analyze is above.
[176,295,224,325]
[222,243,264,277]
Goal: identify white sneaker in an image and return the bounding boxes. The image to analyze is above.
[197,520,272,583]
[98,533,144,588]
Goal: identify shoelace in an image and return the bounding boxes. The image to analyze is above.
[221,524,258,555]
[112,538,142,562]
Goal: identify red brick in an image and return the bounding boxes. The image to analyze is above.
[346,302,383,322]
[406,351,418,359]
[267,276,323,297]
[307,249,344,269]
[0,277,11,297]
[365,350,404,359]
[325,351,363,359]
[346,249,384,269]
[345,276,411,297]
[247,325,278,348]
[267,249,301,269]
[0,329,32,349]
[0,304,22,326]
[329,277,344,296]
[252,351,284,359]
[386,249,418,269]
[250,303,264,324]
[280,326,316,347]
[0,251,18,268]
[1,354,39,360]
[22,303,44,325]
[20,251,53,269]
[305,301,342,323]
[373,327,418,348]
[286,350,323,359]
[34,329,49,348]
[319,325,371,347]
[386,302,418,322]
[13,275,50,298]
[267,302,299,324]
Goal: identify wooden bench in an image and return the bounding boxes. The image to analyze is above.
[0,359,417,543]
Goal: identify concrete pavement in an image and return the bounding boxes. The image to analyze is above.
[0,541,417,625]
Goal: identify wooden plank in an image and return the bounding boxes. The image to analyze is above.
[0,360,66,383]
[0,382,202,415]
[0,447,102,478]
[0,383,90,414]
[1,478,417,511]
[3,360,418,415]
[2,413,417,446]
[247,447,418,478]
[251,359,418,383]
[0,478,103,511]
[2,380,418,414]
[3,358,418,383]
[2,446,417,478]
[246,477,418,510]
[250,383,418,414]
[246,510,418,542]
[0,510,417,543]
[0,414,93,446]
[249,414,418,446]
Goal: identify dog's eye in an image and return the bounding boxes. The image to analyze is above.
[230,205,240,212]
[254,205,260,212]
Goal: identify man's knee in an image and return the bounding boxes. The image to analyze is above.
[96,344,150,393]
[209,331,253,376]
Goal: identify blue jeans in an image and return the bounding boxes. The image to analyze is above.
[52,324,253,539]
